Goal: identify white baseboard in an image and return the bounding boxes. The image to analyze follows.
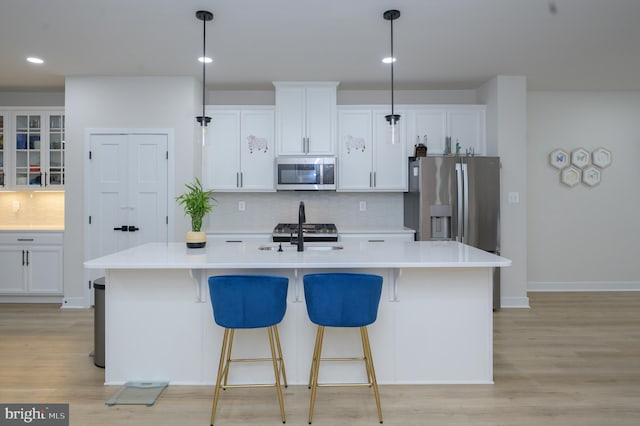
[500,296,530,308]
[528,281,640,292]
[62,296,91,309]
[0,295,63,304]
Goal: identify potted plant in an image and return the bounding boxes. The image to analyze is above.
[176,177,215,248]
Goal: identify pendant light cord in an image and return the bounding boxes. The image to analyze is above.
[390,16,395,117]
[201,16,206,124]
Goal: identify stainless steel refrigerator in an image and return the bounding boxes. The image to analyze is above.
[404,156,502,309]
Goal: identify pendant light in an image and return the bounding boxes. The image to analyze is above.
[195,10,213,143]
[383,9,400,145]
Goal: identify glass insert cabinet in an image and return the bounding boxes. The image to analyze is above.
[1,110,65,189]
[0,114,5,187]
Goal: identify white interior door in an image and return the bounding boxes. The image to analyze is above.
[87,132,168,278]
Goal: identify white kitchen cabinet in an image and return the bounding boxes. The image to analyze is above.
[206,233,272,244]
[339,232,415,243]
[0,111,6,188]
[274,82,338,155]
[7,110,66,189]
[407,105,485,156]
[203,107,275,192]
[0,232,63,295]
[337,107,407,191]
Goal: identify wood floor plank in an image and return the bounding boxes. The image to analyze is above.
[1,293,640,425]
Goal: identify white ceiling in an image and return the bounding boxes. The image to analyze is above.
[1,0,640,91]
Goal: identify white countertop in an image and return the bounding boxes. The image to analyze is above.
[84,240,511,270]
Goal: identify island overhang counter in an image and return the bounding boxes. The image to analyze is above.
[85,240,511,386]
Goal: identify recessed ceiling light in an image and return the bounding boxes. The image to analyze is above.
[27,57,44,64]
[198,56,213,63]
[382,57,396,64]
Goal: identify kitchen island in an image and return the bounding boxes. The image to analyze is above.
[84,240,510,386]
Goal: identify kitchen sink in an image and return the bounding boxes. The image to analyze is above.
[258,244,343,251]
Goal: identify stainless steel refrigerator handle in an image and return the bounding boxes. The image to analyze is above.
[462,163,469,245]
[455,163,463,242]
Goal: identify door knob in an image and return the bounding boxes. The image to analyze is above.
[128,226,140,232]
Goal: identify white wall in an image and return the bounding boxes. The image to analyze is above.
[527,91,640,290]
[64,76,199,306]
[479,76,529,308]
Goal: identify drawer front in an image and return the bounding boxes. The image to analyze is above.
[0,232,63,245]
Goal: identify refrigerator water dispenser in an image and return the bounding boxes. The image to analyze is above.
[429,205,452,240]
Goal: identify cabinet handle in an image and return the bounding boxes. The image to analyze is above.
[236,172,240,188]
[17,238,35,242]
[44,172,47,187]
[369,172,373,188]
[113,225,128,232]
[373,172,377,187]
[240,172,243,188]
[26,250,30,266]
[22,250,25,266]
[127,226,140,232]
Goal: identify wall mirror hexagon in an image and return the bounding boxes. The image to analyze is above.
[571,148,590,169]
[561,166,581,187]
[549,149,569,169]
[592,148,612,168]
[582,166,601,187]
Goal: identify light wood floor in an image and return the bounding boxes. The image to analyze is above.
[1,292,640,425]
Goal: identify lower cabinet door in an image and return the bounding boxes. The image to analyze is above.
[27,246,63,294]
[0,248,27,293]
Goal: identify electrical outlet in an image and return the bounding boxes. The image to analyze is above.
[12,200,20,212]
[359,201,367,212]
[238,201,246,211]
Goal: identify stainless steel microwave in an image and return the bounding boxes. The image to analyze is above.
[276,156,336,190]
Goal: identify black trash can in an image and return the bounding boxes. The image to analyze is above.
[93,277,105,368]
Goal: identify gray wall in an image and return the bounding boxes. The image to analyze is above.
[527,91,640,290]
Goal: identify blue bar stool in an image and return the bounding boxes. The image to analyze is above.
[208,274,289,426]
[303,272,384,424]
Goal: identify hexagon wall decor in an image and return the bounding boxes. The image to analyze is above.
[571,148,590,169]
[561,166,581,187]
[592,148,612,168]
[582,167,601,187]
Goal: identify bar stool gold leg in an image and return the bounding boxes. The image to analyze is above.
[308,326,322,389]
[308,326,325,424]
[222,329,235,388]
[360,327,373,386]
[268,326,286,424]
[211,328,231,426]
[273,325,288,387]
[361,326,383,424]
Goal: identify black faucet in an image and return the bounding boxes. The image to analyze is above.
[297,201,306,252]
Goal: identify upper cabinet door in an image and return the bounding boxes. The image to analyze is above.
[372,109,407,191]
[203,108,275,192]
[203,110,241,191]
[304,86,336,155]
[406,106,486,156]
[6,109,65,190]
[274,82,337,156]
[239,110,275,191]
[337,107,407,192]
[337,109,373,190]
[275,87,306,155]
